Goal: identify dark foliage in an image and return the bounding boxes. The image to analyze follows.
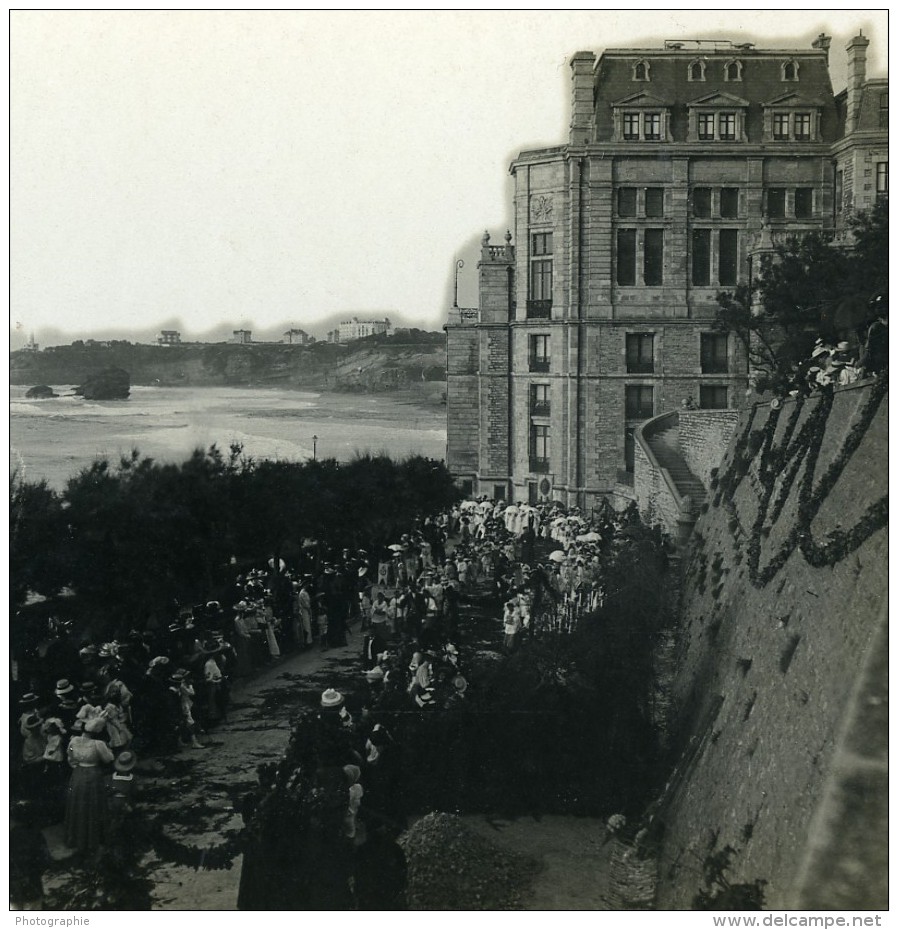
[714,201,887,394]
[10,448,460,638]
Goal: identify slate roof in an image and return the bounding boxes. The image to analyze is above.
[592,47,839,143]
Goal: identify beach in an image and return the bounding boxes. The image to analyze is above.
[10,384,447,490]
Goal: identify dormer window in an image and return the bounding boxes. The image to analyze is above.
[689,59,706,82]
[612,93,671,142]
[724,60,743,82]
[687,92,749,143]
[633,59,650,81]
[781,59,799,81]
[763,94,821,142]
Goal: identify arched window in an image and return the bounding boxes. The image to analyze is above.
[633,59,650,81]
[724,59,743,82]
[781,59,799,81]
[689,59,706,82]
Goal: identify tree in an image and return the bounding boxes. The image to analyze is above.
[714,199,887,393]
[10,470,66,609]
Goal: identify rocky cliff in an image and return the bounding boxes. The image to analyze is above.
[654,378,888,909]
[10,337,447,394]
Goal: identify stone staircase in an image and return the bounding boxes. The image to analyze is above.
[643,420,707,509]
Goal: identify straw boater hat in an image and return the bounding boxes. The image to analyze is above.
[55,679,75,697]
[19,692,39,706]
[114,751,137,773]
[320,688,344,710]
[23,712,43,730]
[148,656,170,668]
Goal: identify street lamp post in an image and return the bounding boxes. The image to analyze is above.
[453,259,464,308]
[312,435,318,460]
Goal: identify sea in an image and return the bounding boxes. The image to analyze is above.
[10,384,448,491]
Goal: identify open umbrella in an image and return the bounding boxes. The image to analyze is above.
[387,543,404,552]
[548,550,567,563]
[577,531,601,543]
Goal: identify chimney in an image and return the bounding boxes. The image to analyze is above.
[811,33,831,58]
[845,32,869,134]
[569,51,596,145]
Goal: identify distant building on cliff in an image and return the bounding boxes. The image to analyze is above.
[445,31,887,510]
[333,317,393,343]
[232,329,253,345]
[283,328,315,345]
[157,330,181,345]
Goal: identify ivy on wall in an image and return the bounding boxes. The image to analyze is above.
[711,376,888,588]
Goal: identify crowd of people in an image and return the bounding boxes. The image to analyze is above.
[11,493,667,909]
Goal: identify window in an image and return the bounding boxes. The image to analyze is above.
[530,383,550,415]
[645,187,664,217]
[795,188,813,218]
[626,334,655,373]
[718,230,738,286]
[725,60,742,82]
[617,230,637,286]
[624,428,636,473]
[530,261,552,302]
[700,385,728,409]
[880,93,888,130]
[644,229,664,285]
[625,385,654,419]
[782,60,798,82]
[529,232,553,311]
[773,113,790,140]
[689,60,705,81]
[618,188,637,216]
[692,229,711,286]
[633,60,649,81]
[794,113,811,140]
[644,113,662,140]
[530,424,550,472]
[493,484,506,501]
[460,479,473,497]
[719,113,736,140]
[529,334,550,372]
[876,162,888,197]
[623,112,640,140]
[693,188,712,217]
[720,187,739,218]
[835,169,843,213]
[698,113,715,140]
[701,334,729,373]
[532,232,552,256]
[767,189,786,218]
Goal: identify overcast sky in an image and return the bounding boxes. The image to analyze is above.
[10,10,888,343]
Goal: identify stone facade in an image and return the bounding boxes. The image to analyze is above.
[678,409,741,487]
[445,32,886,510]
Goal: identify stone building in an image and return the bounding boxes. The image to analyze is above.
[157,329,181,345]
[335,317,394,342]
[283,327,314,345]
[832,33,888,221]
[446,32,886,511]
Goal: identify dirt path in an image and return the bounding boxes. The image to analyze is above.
[43,586,648,910]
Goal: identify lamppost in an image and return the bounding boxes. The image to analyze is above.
[453,259,464,308]
[312,435,318,460]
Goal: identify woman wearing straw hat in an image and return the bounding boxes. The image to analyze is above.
[64,716,114,852]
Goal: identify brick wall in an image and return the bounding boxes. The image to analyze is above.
[679,409,741,486]
[445,326,480,474]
